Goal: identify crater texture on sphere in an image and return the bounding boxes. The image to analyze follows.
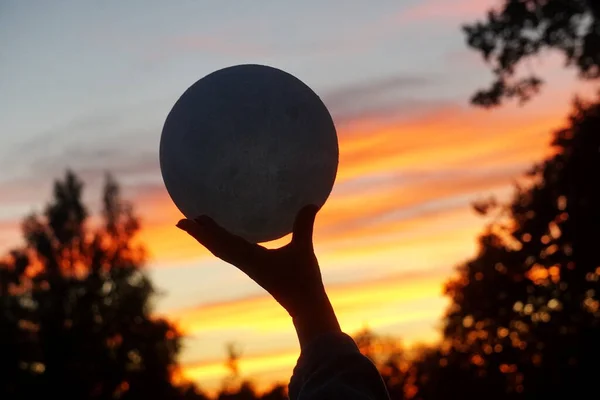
[159,64,338,243]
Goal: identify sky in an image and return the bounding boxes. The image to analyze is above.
[0,0,590,394]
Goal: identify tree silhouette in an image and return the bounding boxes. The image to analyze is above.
[221,342,244,394]
[464,0,600,107]
[0,171,207,400]
[405,97,600,399]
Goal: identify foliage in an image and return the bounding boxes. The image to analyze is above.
[464,0,600,107]
[0,171,206,400]
[404,97,600,399]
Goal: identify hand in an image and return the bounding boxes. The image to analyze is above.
[176,205,327,319]
[177,205,341,347]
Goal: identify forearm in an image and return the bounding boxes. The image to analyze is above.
[289,328,390,400]
[292,289,341,349]
[288,287,390,400]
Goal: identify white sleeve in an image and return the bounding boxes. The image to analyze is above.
[288,332,390,400]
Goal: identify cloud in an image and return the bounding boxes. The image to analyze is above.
[0,78,447,229]
[1,97,166,171]
[145,35,273,63]
[181,348,298,392]
[167,268,447,337]
[0,219,23,252]
[0,98,167,219]
[332,98,456,129]
[0,74,436,192]
[180,313,442,392]
[323,74,434,109]
[180,315,443,393]
[164,268,447,390]
[0,73,568,260]
[444,48,487,68]
[7,113,125,159]
[397,0,494,23]
[320,73,453,128]
[321,166,521,239]
[1,100,561,261]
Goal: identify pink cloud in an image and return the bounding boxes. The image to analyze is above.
[398,0,497,23]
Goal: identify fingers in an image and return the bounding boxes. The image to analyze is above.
[176,216,264,270]
[292,204,319,251]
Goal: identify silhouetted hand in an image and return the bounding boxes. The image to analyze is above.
[176,205,332,321]
[177,206,392,400]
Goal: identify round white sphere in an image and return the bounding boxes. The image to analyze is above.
[159,64,338,243]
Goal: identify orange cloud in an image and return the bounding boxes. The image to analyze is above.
[1,100,563,269]
[181,349,298,394]
[168,268,446,340]
[338,107,555,181]
[321,168,516,234]
[135,103,560,264]
[172,270,447,391]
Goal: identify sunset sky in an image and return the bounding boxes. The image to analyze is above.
[0,0,590,393]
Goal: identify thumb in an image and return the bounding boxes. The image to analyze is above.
[292,204,319,250]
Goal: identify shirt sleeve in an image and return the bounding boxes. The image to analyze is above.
[288,331,390,400]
